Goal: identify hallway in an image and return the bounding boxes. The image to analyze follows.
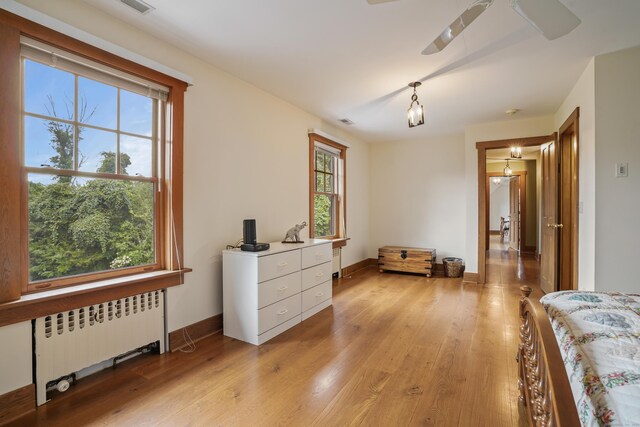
[487,234,541,294]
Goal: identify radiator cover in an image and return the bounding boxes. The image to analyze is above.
[34,290,165,405]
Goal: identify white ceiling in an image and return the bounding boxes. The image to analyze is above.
[84,0,640,143]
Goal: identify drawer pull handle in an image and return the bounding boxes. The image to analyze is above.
[277,262,288,269]
[277,286,288,291]
[316,292,324,297]
[315,272,323,278]
[277,309,288,315]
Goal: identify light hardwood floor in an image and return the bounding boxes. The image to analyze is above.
[13,240,540,426]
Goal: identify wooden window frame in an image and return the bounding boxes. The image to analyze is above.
[0,10,189,323]
[21,53,165,292]
[313,149,338,237]
[308,133,347,241]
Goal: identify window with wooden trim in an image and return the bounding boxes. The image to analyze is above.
[309,133,346,239]
[0,14,190,314]
[20,39,167,292]
[0,13,188,312]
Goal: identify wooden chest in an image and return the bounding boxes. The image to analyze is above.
[378,246,436,277]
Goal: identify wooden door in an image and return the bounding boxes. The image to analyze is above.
[541,140,558,294]
[509,177,520,251]
[558,109,580,291]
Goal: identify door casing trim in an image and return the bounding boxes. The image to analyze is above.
[476,134,557,284]
[558,107,580,291]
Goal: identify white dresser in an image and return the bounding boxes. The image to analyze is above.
[222,239,333,345]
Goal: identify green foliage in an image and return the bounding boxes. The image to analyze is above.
[71,212,111,252]
[313,150,337,237]
[314,194,333,237]
[45,95,96,182]
[28,121,154,281]
[29,103,153,281]
[97,151,131,175]
[46,120,74,171]
[28,178,155,281]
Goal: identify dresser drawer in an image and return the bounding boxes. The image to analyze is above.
[258,272,301,309]
[301,243,332,269]
[258,250,301,283]
[301,261,332,291]
[258,293,301,335]
[302,281,332,313]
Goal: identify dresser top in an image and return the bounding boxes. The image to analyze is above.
[223,239,331,257]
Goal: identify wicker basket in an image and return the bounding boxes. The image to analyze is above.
[442,257,465,278]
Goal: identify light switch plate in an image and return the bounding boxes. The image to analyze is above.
[615,163,628,177]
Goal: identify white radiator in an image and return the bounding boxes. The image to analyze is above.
[332,248,341,277]
[34,290,165,405]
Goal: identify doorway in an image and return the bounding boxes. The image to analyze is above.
[477,134,555,284]
[486,171,527,252]
[477,116,579,290]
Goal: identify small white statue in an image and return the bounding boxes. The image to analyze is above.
[282,221,307,243]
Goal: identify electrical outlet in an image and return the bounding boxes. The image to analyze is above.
[615,163,628,177]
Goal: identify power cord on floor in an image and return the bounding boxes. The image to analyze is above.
[178,326,196,353]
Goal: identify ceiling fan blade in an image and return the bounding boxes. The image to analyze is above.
[367,0,399,4]
[422,0,494,55]
[511,0,581,40]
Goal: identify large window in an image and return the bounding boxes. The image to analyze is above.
[21,39,167,291]
[309,133,347,240]
[0,14,187,318]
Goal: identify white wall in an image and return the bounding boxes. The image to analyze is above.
[464,116,555,273]
[554,59,595,291]
[14,0,371,333]
[0,322,31,395]
[369,135,466,261]
[489,181,509,231]
[593,46,640,293]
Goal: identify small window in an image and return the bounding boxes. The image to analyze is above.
[21,39,167,290]
[309,133,346,239]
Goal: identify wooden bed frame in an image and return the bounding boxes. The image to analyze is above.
[518,286,581,426]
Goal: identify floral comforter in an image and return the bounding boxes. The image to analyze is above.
[540,291,640,426]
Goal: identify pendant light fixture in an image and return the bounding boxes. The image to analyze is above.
[407,82,425,128]
[504,159,513,176]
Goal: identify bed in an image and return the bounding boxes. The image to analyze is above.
[518,286,640,426]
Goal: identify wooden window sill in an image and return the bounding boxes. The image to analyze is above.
[331,238,350,249]
[0,269,191,328]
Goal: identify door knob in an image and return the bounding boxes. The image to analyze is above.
[547,223,564,229]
